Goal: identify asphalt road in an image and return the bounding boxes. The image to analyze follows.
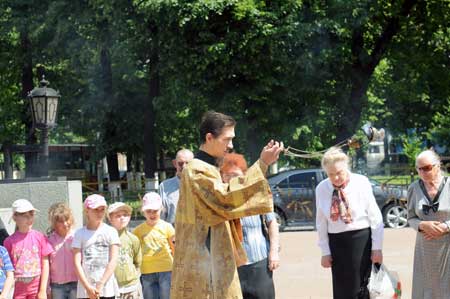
[273,228,416,299]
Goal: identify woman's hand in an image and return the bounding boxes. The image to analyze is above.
[371,250,383,264]
[419,221,447,240]
[321,255,332,268]
[268,249,280,271]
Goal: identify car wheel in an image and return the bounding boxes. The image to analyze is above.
[274,208,287,231]
[383,202,408,228]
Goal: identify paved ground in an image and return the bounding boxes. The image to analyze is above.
[273,228,416,299]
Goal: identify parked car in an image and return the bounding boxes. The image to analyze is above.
[268,169,408,231]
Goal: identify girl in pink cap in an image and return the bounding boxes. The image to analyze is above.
[72,194,120,299]
[133,192,175,299]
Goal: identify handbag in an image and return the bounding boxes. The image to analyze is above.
[368,263,401,299]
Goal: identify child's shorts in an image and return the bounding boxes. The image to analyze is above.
[14,276,40,299]
[119,289,139,299]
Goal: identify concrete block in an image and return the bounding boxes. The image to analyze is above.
[0,180,83,233]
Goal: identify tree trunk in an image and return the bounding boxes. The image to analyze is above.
[100,45,121,181]
[3,143,13,179]
[20,29,38,178]
[245,120,260,164]
[143,22,158,180]
[106,153,120,181]
[336,0,418,143]
[158,149,166,172]
[335,70,370,142]
[126,152,134,172]
[135,156,142,173]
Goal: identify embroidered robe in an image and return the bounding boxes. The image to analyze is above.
[170,158,273,299]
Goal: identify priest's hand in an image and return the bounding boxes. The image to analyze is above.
[260,140,284,165]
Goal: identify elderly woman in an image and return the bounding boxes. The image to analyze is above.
[407,149,450,299]
[316,147,384,299]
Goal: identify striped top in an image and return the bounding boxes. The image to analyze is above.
[241,213,276,265]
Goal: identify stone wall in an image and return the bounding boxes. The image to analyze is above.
[0,180,83,234]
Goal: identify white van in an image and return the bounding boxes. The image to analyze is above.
[366,141,385,169]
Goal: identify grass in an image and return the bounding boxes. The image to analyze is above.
[371,170,449,186]
[370,175,416,186]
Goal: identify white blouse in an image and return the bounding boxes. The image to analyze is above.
[315,172,384,256]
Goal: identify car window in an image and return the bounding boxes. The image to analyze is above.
[289,173,315,188]
[368,145,381,153]
[277,178,289,188]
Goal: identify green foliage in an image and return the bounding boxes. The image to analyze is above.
[1,0,450,176]
[427,98,450,146]
[401,132,425,170]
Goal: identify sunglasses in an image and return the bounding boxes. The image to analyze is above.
[417,164,436,172]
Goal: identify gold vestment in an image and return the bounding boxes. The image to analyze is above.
[170,158,273,299]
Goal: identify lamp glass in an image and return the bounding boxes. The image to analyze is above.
[32,96,47,125]
[47,97,58,125]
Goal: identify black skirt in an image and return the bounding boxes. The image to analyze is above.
[328,227,372,299]
[237,258,275,299]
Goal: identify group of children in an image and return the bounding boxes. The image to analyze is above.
[0,191,175,299]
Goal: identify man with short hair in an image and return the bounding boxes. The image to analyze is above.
[159,149,194,226]
[170,111,284,299]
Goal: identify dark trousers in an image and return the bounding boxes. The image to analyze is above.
[329,228,372,299]
[237,258,275,299]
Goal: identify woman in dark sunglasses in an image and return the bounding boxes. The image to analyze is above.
[407,149,450,299]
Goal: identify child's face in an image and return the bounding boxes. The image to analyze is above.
[109,210,131,231]
[13,211,35,231]
[54,218,72,237]
[143,208,161,226]
[86,206,106,223]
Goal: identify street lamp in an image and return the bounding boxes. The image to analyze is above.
[27,76,60,177]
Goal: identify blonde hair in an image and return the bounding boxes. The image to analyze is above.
[48,202,74,231]
[415,149,441,167]
[321,147,349,170]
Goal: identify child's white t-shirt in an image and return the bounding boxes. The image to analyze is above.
[72,223,121,298]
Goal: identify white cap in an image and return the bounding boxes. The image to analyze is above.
[108,202,132,215]
[142,192,162,211]
[12,199,39,213]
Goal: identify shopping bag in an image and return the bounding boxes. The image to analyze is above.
[368,263,402,299]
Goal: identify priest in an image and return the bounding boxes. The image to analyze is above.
[171,111,283,299]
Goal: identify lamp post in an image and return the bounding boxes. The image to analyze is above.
[27,76,60,177]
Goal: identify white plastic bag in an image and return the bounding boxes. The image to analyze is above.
[368,264,401,299]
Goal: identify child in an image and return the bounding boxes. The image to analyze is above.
[107,202,142,299]
[72,194,120,299]
[47,202,78,299]
[133,192,175,299]
[0,244,14,299]
[4,199,53,299]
